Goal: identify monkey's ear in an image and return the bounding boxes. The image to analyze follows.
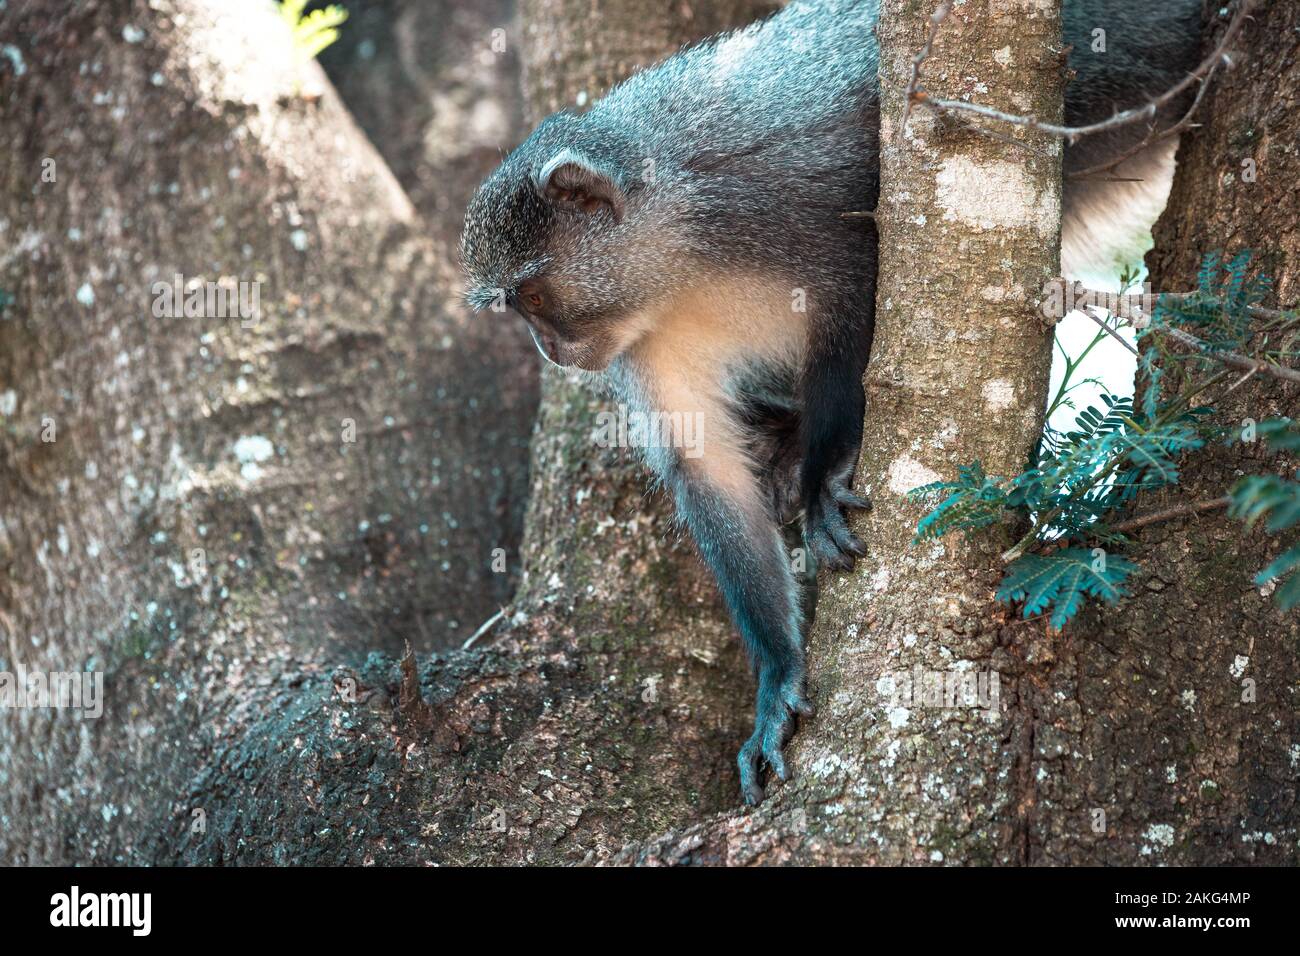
[535,149,626,223]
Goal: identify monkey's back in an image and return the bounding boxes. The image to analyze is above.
[584,0,883,289]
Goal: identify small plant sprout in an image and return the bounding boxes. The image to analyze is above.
[278,0,348,63]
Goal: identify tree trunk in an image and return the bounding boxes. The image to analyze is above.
[622,0,1300,867]
[0,0,518,863]
[0,0,773,865]
[1024,0,1299,864]
[318,0,526,251]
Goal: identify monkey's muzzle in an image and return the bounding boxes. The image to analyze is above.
[526,325,564,367]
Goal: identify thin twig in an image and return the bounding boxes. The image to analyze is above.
[1039,496,1232,555]
[907,0,1256,146]
[1042,281,1300,386]
[1066,60,1215,180]
[1105,496,1232,536]
[1043,282,1292,327]
[1163,327,1300,385]
[1081,305,1139,356]
[899,1,952,136]
[462,607,506,650]
[1211,365,1261,405]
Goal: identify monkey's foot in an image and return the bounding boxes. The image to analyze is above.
[738,673,814,806]
[805,470,870,571]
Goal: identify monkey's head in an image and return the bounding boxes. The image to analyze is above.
[461,112,684,371]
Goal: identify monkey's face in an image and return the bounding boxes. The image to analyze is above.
[462,130,679,372]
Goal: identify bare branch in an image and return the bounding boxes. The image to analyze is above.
[1081,305,1139,356]
[1041,280,1294,327]
[1106,496,1232,536]
[1041,280,1300,387]
[1040,497,1233,556]
[899,1,952,136]
[1161,327,1300,385]
[1067,61,1215,180]
[905,0,1257,147]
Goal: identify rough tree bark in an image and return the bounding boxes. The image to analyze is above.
[0,0,520,862]
[0,0,774,865]
[1027,0,1299,864]
[626,0,1299,868]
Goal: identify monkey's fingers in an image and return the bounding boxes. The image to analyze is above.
[808,498,867,569]
[784,687,815,717]
[832,483,871,512]
[739,686,806,805]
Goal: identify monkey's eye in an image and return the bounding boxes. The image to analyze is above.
[516,281,546,316]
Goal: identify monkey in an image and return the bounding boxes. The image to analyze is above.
[460,0,1204,804]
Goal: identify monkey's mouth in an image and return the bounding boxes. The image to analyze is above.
[527,325,566,367]
[526,325,612,372]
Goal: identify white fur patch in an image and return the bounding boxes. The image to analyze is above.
[1062,138,1178,277]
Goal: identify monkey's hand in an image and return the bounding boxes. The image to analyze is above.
[803,451,870,571]
[738,664,814,805]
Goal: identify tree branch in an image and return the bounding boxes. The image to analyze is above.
[1041,280,1300,386]
[1107,496,1232,535]
[899,1,952,135]
[903,0,1257,149]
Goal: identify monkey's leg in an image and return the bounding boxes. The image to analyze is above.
[665,452,813,804]
[799,287,875,570]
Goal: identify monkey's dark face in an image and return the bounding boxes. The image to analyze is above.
[461,125,678,372]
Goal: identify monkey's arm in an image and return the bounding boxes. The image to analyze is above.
[799,283,876,570]
[665,448,813,804]
[622,357,812,804]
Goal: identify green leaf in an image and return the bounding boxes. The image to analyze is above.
[996,549,1138,629]
[911,463,1014,542]
[1230,474,1300,533]
[1230,474,1300,612]
[279,1,348,61]
[1256,417,1300,453]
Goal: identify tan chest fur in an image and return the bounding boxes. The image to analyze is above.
[623,276,807,507]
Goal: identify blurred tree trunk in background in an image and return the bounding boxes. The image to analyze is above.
[0,0,520,862]
[0,0,773,865]
[318,0,525,249]
[316,0,542,608]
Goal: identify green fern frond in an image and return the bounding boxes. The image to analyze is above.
[1229,473,1300,611]
[1230,474,1300,534]
[910,462,1014,541]
[1257,417,1300,453]
[913,254,1293,628]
